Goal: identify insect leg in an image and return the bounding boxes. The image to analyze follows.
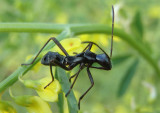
[65,64,84,97]
[44,65,54,89]
[68,63,84,82]
[82,41,110,59]
[82,43,93,52]
[82,43,90,52]
[78,67,94,109]
[21,37,69,66]
[51,37,69,56]
[90,66,108,70]
[88,43,93,50]
[69,72,78,82]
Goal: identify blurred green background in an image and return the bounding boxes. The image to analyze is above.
[0,0,160,113]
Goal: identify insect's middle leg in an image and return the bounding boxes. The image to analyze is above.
[65,64,84,97]
[81,41,109,57]
[81,43,93,52]
[69,72,78,82]
[78,67,94,109]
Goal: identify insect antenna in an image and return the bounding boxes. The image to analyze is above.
[110,5,114,58]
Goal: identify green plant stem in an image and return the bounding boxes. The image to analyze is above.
[0,23,159,93]
[0,23,67,33]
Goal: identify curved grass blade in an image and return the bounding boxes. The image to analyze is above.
[118,59,139,97]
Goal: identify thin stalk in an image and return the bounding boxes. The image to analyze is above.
[0,23,67,33]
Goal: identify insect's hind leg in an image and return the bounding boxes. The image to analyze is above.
[21,37,69,66]
[78,67,94,109]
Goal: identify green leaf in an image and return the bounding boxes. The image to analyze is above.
[118,59,139,97]
[57,93,64,113]
[55,68,64,113]
[112,54,132,66]
[130,11,143,40]
[56,67,78,113]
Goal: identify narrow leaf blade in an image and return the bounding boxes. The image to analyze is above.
[118,59,139,97]
[57,67,78,113]
[55,68,64,113]
[130,11,144,39]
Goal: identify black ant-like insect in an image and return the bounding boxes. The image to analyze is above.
[22,6,114,110]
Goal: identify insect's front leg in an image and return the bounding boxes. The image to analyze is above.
[44,65,54,89]
[43,58,79,88]
[21,37,69,66]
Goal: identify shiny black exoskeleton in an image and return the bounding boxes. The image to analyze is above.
[22,38,112,109]
[22,5,114,110]
[41,45,112,71]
